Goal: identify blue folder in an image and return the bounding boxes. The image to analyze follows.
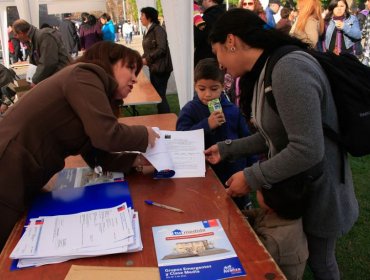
[27,181,133,222]
[11,181,133,271]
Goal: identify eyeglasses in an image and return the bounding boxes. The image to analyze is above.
[243,2,255,6]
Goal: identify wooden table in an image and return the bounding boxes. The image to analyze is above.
[0,114,286,280]
[122,71,162,115]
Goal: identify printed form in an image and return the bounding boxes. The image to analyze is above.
[144,128,205,178]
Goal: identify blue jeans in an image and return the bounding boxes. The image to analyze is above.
[306,233,340,280]
[150,71,171,114]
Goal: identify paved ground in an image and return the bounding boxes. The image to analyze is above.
[121,35,177,94]
[13,35,178,94]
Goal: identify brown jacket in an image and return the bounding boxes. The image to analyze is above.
[245,209,308,280]
[0,63,148,213]
[142,23,172,74]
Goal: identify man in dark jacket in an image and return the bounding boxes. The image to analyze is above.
[194,0,225,67]
[12,19,71,87]
[59,13,80,57]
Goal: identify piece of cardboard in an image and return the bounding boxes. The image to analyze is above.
[64,265,160,280]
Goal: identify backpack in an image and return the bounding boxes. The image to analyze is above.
[264,46,370,157]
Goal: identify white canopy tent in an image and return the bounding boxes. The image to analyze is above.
[0,0,193,109]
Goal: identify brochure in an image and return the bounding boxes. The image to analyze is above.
[152,219,246,280]
[53,167,124,190]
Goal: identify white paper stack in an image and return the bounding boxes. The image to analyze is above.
[10,202,142,268]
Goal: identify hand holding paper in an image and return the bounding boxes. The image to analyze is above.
[143,128,205,178]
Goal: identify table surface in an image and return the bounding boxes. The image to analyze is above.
[123,71,162,106]
[0,114,285,280]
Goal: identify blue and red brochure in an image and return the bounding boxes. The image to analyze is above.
[152,219,246,280]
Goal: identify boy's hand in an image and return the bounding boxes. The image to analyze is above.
[208,111,225,129]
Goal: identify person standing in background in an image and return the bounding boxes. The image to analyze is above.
[59,13,80,58]
[141,7,173,114]
[100,13,115,42]
[265,0,281,28]
[79,14,102,51]
[12,19,71,87]
[276,7,293,35]
[322,0,361,55]
[194,0,225,67]
[359,0,370,65]
[290,0,324,49]
[238,0,267,22]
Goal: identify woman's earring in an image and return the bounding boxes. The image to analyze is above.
[230,47,236,52]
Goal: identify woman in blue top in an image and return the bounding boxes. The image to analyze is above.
[100,13,115,42]
[322,0,361,55]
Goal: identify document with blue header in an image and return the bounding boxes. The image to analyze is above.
[152,219,246,280]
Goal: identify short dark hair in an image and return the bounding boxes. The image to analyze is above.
[140,7,160,25]
[280,7,291,19]
[100,13,111,21]
[194,58,224,84]
[261,183,307,220]
[81,12,89,22]
[73,41,143,77]
[12,19,31,34]
[87,14,97,26]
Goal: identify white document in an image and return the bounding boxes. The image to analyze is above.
[144,128,205,178]
[26,64,37,83]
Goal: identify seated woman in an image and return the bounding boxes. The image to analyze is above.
[0,41,159,251]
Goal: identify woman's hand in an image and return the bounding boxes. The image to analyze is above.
[146,126,160,147]
[204,144,221,164]
[225,171,251,197]
[208,111,225,130]
[334,20,344,30]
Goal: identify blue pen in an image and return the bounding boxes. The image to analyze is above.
[145,200,184,213]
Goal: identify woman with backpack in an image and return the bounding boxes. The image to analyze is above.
[204,8,358,279]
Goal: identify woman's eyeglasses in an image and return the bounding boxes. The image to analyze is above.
[243,1,254,6]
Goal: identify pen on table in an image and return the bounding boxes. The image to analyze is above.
[144,200,184,213]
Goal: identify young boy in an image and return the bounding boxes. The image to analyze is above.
[176,58,256,210]
[243,184,309,280]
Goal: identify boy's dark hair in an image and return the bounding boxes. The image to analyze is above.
[261,183,306,220]
[280,7,291,19]
[141,7,160,25]
[194,58,224,83]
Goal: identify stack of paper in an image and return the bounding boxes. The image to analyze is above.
[10,202,142,268]
[152,219,246,280]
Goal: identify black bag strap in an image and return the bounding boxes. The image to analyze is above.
[264,46,345,182]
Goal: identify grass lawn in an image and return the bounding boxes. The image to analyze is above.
[124,94,370,279]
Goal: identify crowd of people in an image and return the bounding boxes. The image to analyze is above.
[0,1,369,279]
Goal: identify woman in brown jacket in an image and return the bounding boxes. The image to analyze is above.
[0,41,158,251]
